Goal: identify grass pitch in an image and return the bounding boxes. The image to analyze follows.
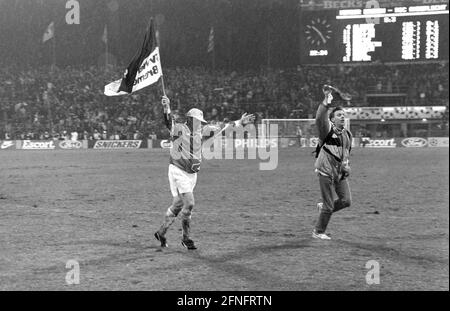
[0,148,448,290]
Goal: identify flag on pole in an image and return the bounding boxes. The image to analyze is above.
[42,22,55,43]
[207,27,214,53]
[155,29,160,46]
[102,25,108,44]
[103,25,109,68]
[104,19,163,96]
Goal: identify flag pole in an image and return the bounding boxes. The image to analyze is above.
[212,26,215,71]
[52,32,56,68]
[208,26,215,71]
[105,25,109,69]
[267,27,271,69]
[154,20,167,97]
[160,75,167,97]
[212,44,216,71]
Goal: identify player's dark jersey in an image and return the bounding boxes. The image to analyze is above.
[314,104,352,180]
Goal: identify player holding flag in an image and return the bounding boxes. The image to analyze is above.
[154,96,255,250]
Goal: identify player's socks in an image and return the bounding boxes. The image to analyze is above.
[180,217,197,250]
[158,207,178,236]
[158,215,176,236]
[181,216,191,241]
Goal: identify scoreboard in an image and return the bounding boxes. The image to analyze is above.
[300,4,449,63]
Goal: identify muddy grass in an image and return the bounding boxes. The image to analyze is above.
[0,148,448,290]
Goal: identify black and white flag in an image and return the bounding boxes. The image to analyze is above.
[104,19,163,96]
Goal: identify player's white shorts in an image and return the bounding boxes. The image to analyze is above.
[168,164,197,197]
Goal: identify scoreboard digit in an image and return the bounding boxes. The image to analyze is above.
[425,20,439,59]
[402,21,421,60]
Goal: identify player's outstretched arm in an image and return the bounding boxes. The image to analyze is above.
[203,113,256,140]
[161,95,172,131]
[223,113,256,133]
[316,86,332,141]
[235,112,256,127]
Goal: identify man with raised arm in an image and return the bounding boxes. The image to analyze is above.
[312,85,353,240]
[154,95,255,250]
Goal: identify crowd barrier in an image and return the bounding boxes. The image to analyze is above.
[359,137,449,148]
[0,137,448,151]
[1,140,88,150]
[277,137,449,148]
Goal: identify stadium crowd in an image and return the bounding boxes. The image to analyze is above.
[0,62,448,140]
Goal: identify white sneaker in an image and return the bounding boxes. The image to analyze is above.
[312,231,331,240]
[317,202,323,213]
